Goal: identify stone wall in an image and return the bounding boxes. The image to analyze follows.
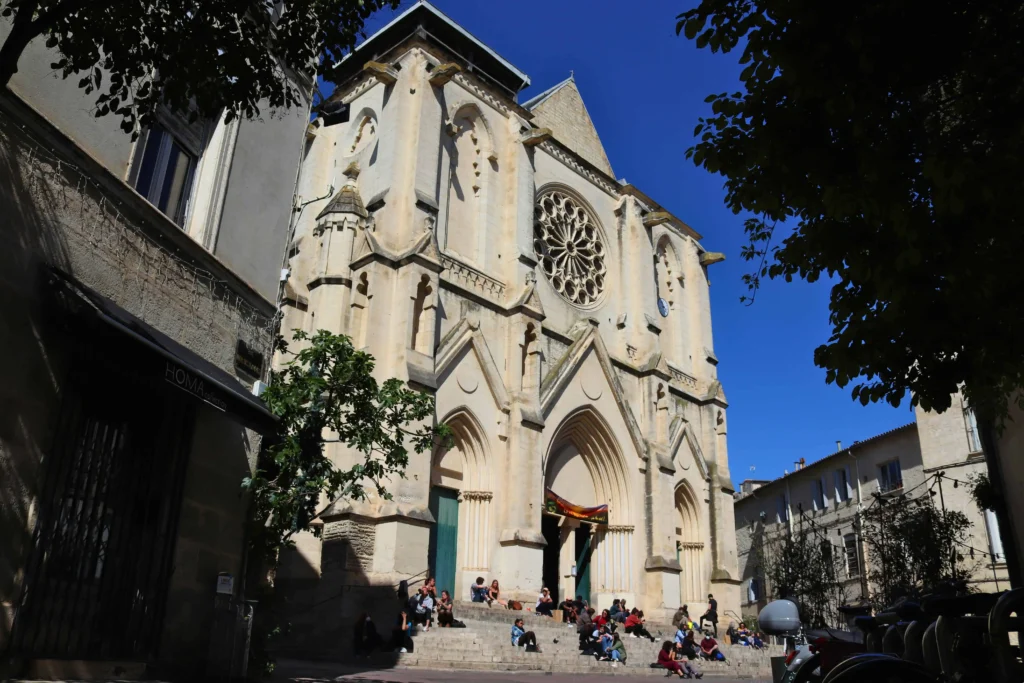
[0,90,274,672]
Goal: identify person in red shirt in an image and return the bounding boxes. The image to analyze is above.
[624,609,655,642]
[594,608,611,629]
[700,633,724,661]
[657,641,703,679]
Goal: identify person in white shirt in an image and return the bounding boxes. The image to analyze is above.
[535,587,554,617]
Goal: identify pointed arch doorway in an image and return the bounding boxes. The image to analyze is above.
[543,407,633,609]
[429,410,492,600]
[675,481,707,606]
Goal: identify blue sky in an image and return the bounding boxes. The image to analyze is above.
[354,0,913,483]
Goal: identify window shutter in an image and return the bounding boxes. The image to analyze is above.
[845,465,853,500]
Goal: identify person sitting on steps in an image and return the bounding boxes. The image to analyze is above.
[657,640,703,679]
[352,612,382,657]
[487,579,507,608]
[700,632,724,661]
[471,576,488,603]
[390,610,414,653]
[625,609,656,642]
[437,589,454,627]
[672,605,690,630]
[559,596,579,624]
[608,630,627,665]
[700,593,718,637]
[535,587,555,617]
[411,586,434,631]
[614,599,629,623]
[576,606,596,651]
[511,618,541,652]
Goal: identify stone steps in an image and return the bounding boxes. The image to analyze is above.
[283,611,776,678]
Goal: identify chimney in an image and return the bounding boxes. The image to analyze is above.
[836,440,842,452]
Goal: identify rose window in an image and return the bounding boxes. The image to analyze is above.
[533,190,607,307]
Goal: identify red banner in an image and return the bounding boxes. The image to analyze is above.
[544,488,609,525]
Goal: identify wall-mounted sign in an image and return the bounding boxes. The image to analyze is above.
[234,339,264,380]
[544,489,609,525]
[657,298,670,317]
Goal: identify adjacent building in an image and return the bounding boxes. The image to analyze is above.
[735,392,1009,619]
[0,16,308,680]
[272,0,741,647]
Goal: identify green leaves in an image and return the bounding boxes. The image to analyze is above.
[245,329,450,565]
[862,495,975,608]
[0,0,400,131]
[678,0,1024,420]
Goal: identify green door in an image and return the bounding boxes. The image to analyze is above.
[575,526,592,603]
[428,487,459,598]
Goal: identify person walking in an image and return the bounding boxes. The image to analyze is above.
[700,594,718,636]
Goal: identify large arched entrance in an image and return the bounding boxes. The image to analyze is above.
[542,407,633,608]
[675,481,707,606]
[429,409,491,600]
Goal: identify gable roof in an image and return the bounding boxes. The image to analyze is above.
[525,76,615,177]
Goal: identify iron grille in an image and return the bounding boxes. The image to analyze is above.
[10,367,194,661]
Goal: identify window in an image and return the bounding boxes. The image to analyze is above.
[986,509,1005,563]
[843,533,860,577]
[878,459,903,493]
[834,466,852,503]
[821,540,834,569]
[748,577,760,603]
[776,494,789,524]
[812,477,829,511]
[133,123,197,226]
[964,407,983,454]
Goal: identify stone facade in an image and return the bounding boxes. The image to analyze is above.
[734,392,1009,621]
[0,14,307,678]
[273,2,740,643]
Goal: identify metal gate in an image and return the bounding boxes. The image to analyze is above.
[10,368,194,661]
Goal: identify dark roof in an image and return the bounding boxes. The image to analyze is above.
[317,185,368,219]
[332,1,530,97]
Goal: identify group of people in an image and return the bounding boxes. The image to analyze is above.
[726,621,765,649]
[352,577,465,658]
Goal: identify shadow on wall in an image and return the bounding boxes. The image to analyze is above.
[270,526,417,671]
[0,92,74,655]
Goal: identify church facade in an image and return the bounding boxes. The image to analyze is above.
[277,1,740,629]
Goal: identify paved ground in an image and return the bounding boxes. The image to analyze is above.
[275,662,772,683]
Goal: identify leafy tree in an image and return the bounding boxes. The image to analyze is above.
[753,517,849,629]
[0,0,398,132]
[245,329,449,568]
[860,494,975,609]
[244,329,449,674]
[676,1,1024,421]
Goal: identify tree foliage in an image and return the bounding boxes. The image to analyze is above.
[676,1,1024,419]
[244,329,450,568]
[861,494,974,609]
[0,0,398,133]
[753,519,849,629]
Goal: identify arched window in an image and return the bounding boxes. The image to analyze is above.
[444,105,494,270]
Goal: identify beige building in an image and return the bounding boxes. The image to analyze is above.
[274,1,740,638]
[735,391,1009,618]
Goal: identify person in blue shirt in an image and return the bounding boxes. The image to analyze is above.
[471,576,488,602]
[511,618,541,652]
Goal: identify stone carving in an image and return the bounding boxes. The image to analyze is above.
[364,61,398,84]
[429,62,462,87]
[538,139,620,196]
[440,255,506,298]
[452,72,512,117]
[534,190,607,308]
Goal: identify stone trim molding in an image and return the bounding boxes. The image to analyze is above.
[537,138,620,198]
[440,254,506,299]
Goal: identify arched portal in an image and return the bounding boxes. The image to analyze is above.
[675,481,707,604]
[542,407,633,607]
[429,408,492,600]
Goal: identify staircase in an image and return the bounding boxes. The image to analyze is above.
[286,601,777,678]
